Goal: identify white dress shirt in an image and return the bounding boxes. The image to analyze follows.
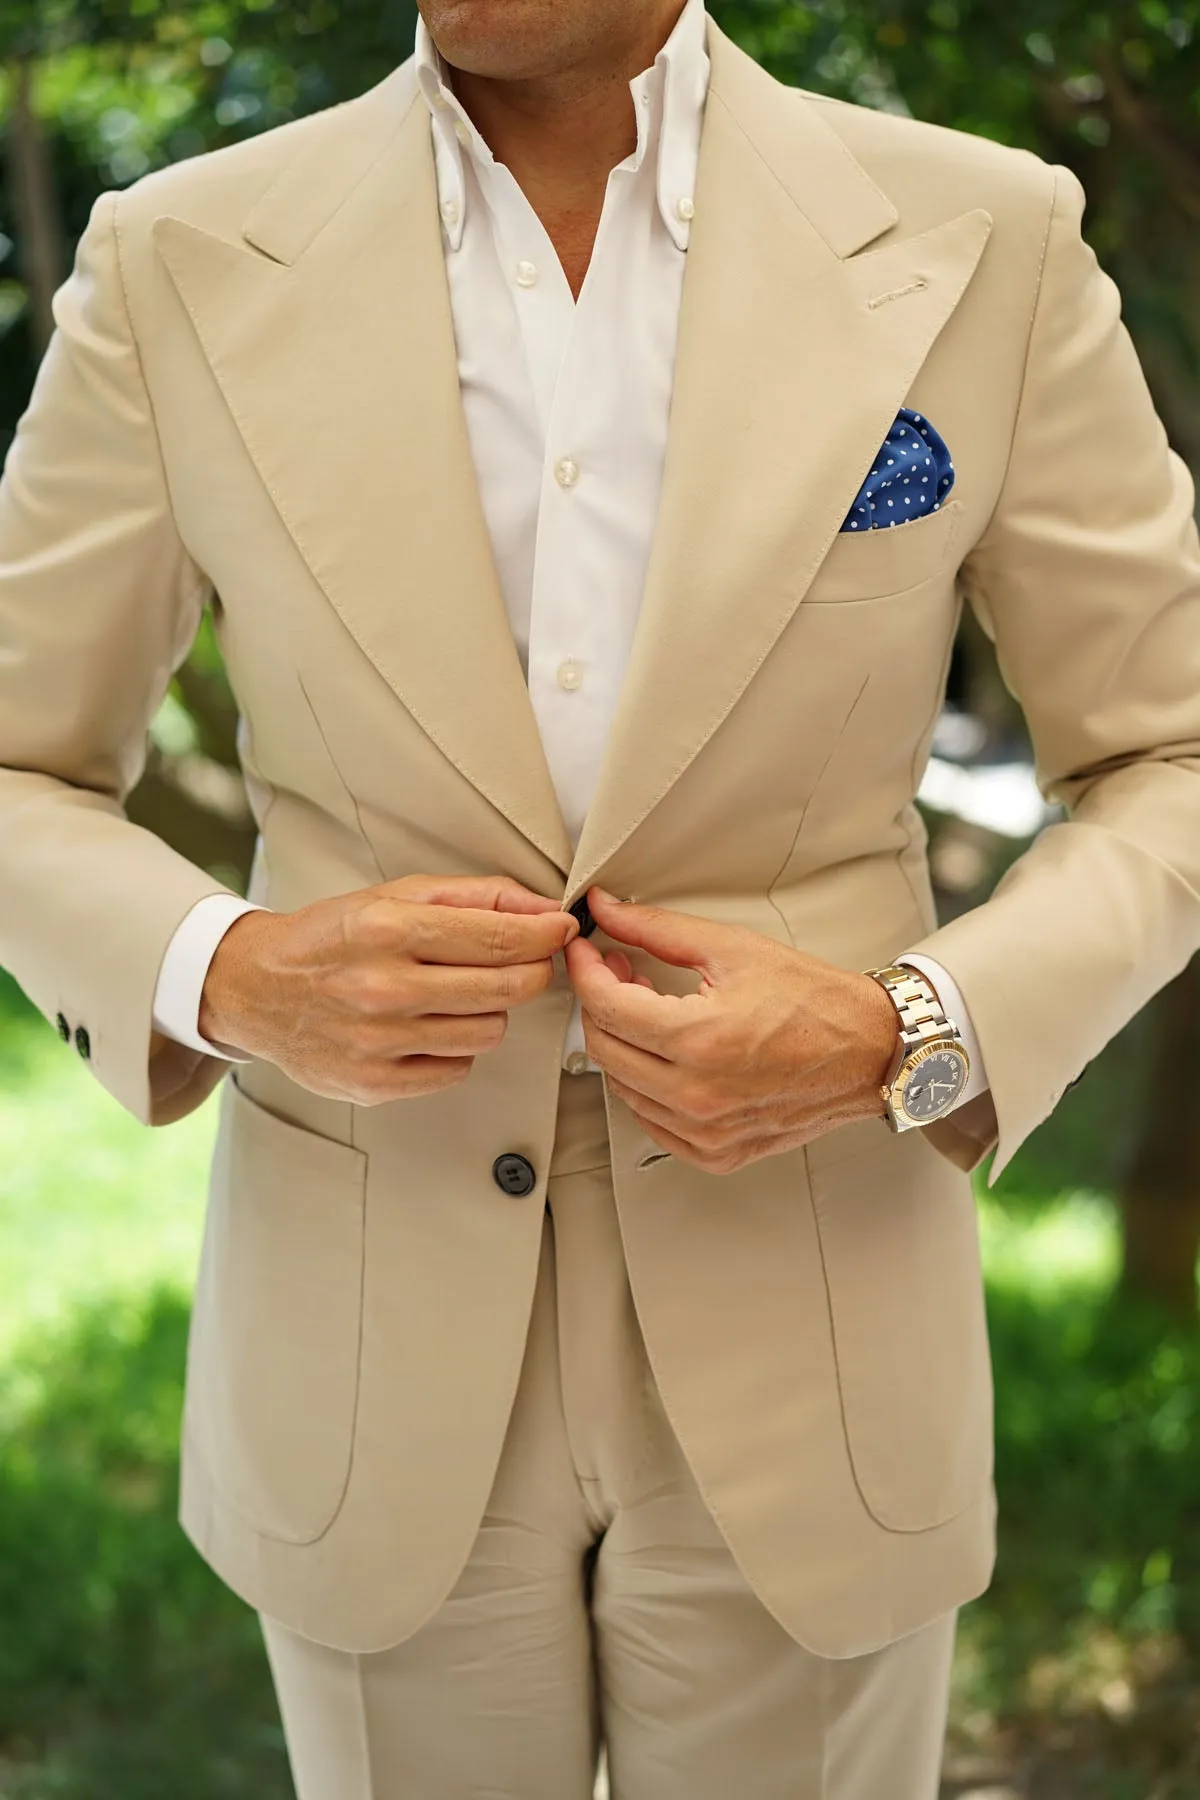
[152,0,989,1111]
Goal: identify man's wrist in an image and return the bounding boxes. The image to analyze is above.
[197,910,275,1053]
[857,972,904,1115]
[893,954,990,1111]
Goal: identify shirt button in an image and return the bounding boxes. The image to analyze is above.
[440,197,460,226]
[565,1051,589,1075]
[74,1025,91,1062]
[454,119,472,144]
[676,196,695,221]
[55,1011,70,1043]
[514,260,539,288]
[554,456,580,489]
[556,659,583,692]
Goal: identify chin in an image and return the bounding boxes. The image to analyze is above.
[421,0,572,79]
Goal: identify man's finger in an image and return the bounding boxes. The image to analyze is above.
[405,903,577,966]
[567,934,699,1053]
[381,873,567,916]
[604,949,634,982]
[582,1016,679,1106]
[618,1105,706,1169]
[403,957,558,1014]
[586,887,744,979]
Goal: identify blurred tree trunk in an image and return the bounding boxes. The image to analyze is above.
[1118,957,1200,1319]
[174,653,244,770]
[5,57,66,355]
[125,758,256,890]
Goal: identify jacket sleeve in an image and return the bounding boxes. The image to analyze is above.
[906,161,1200,1184]
[0,188,244,1126]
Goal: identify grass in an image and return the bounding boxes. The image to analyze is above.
[950,1233,1200,1798]
[0,1029,216,1364]
[1,977,1199,1798]
[0,988,284,1800]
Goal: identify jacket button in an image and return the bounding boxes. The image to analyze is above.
[569,897,596,938]
[74,1025,91,1061]
[492,1153,536,1197]
[55,1012,71,1043]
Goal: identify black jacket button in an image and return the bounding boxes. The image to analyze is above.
[74,1025,91,1061]
[569,897,596,939]
[492,1153,536,1197]
[55,1012,71,1043]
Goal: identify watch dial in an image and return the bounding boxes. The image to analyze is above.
[901,1051,968,1121]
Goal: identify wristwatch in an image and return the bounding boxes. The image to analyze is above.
[863,963,970,1133]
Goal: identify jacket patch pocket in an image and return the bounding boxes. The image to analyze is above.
[803,1116,994,1532]
[186,1072,368,1545]
[806,498,963,604]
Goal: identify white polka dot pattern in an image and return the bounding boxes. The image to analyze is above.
[840,407,955,532]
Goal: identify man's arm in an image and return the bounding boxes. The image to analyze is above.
[0,189,245,1125]
[902,161,1200,1184]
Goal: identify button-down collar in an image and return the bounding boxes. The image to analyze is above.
[414,0,709,253]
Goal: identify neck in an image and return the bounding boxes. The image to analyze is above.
[446,3,686,206]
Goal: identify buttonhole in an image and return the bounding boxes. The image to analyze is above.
[866,277,928,310]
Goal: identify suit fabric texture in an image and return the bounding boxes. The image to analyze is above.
[1,13,1200,1669]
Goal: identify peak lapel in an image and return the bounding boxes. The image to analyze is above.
[566,17,993,897]
[152,66,575,878]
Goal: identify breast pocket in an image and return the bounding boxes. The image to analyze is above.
[184,1072,368,1545]
[806,498,963,604]
[803,1112,994,1532]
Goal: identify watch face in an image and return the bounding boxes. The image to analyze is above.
[900,1049,968,1121]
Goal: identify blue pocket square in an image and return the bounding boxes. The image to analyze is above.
[840,407,955,532]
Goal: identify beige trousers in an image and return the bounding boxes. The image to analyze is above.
[259,1071,957,1799]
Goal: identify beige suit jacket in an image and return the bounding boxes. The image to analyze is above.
[2,16,1199,1658]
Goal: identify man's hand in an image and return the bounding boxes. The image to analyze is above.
[565,886,900,1173]
[198,874,579,1105]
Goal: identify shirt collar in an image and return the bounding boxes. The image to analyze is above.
[414,0,710,252]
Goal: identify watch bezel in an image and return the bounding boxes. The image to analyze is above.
[889,1039,971,1127]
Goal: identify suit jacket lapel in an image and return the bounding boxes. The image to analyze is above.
[566,15,993,893]
[152,64,578,878]
[151,20,992,896]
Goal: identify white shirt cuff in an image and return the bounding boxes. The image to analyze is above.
[893,953,990,1112]
[152,894,270,1062]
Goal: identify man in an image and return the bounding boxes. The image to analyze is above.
[1,0,1198,1791]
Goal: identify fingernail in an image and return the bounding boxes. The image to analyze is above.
[592,887,619,903]
[563,916,580,941]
